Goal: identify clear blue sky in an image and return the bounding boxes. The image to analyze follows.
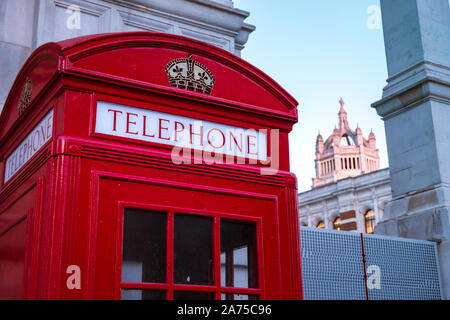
[233,0,389,192]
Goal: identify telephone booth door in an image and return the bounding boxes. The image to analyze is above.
[91,171,282,300]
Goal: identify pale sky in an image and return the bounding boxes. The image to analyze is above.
[233,0,389,192]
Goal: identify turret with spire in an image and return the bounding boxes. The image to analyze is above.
[368,129,376,149]
[316,131,324,154]
[312,97,380,188]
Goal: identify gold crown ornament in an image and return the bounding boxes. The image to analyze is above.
[165,54,215,95]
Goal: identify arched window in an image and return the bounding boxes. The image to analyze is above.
[333,217,341,231]
[365,210,376,234]
[341,135,353,146]
[316,221,325,229]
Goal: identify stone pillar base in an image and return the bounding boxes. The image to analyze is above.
[438,239,450,299]
[375,184,450,298]
[375,185,450,240]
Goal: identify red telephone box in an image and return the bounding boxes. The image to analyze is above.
[0,32,302,300]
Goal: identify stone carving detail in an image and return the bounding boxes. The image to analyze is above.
[165,54,215,94]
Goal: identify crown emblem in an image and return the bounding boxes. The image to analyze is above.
[165,54,215,95]
[18,77,33,115]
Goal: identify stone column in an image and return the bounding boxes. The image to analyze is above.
[372,0,450,298]
[0,0,37,112]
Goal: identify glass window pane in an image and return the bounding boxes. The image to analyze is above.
[220,219,257,289]
[174,291,215,300]
[333,218,341,231]
[234,294,258,300]
[121,289,166,300]
[174,214,214,285]
[365,209,376,234]
[221,293,259,300]
[122,209,166,283]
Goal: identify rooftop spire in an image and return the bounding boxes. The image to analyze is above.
[338,97,348,129]
[339,97,345,112]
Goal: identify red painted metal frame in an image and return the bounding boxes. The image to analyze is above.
[115,201,264,300]
[0,32,303,300]
[360,233,369,300]
[90,169,276,299]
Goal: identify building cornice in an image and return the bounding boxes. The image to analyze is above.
[372,61,450,120]
[299,168,391,205]
[104,0,253,32]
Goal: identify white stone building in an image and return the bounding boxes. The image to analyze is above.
[299,99,392,233]
[299,168,391,233]
[0,0,255,112]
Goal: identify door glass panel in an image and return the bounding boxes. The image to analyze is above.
[174,214,214,285]
[174,291,215,300]
[122,209,166,283]
[220,220,257,288]
[221,294,259,300]
[121,289,166,300]
[234,294,258,300]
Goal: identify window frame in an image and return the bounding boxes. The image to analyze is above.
[364,209,376,234]
[115,201,264,300]
[333,217,341,231]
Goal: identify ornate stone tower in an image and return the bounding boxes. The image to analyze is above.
[313,98,380,188]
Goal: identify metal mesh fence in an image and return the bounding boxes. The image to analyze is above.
[300,227,366,300]
[362,233,442,300]
[300,227,442,300]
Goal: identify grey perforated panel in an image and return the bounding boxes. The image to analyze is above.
[300,227,366,300]
[362,233,442,300]
[300,227,442,300]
